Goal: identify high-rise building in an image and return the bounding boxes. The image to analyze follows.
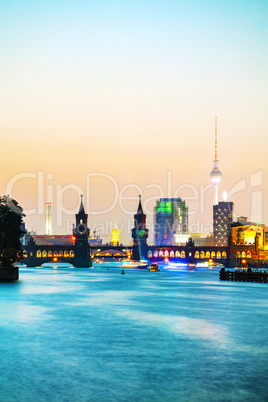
[154,198,188,246]
[210,116,222,205]
[213,201,233,246]
[45,203,52,235]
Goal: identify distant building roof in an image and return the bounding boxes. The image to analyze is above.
[32,235,74,246]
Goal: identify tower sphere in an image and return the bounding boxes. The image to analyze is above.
[210,167,222,185]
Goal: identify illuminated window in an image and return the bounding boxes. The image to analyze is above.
[241,251,246,258]
[70,250,74,257]
[236,251,241,258]
[200,251,205,259]
[42,250,47,258]
[148,251,153,258]
[175,251,180,258]
[23,250,27,258]
[222,251,227,259]
[247,251,251,258]
[217,251,221,259]
[58,250,63,257]
[206,251,210,258]
[195,251,199,258]
[36,250,41,258]
[53,251,58,257]
[164,250,169,257]
[181,251,185,258]
[153,251,158,258]
[170,251,174,258]
[48,250,52,257]
[64,250,69,257]
[211,251,216,258]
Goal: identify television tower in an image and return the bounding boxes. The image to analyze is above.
[210,116,222,205]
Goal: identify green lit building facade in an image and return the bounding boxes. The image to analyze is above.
[154,198,188,246]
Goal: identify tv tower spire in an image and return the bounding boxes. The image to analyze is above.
[215,115,218,160]
[210,116,222,205]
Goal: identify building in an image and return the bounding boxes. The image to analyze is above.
[210,116,222,205]
[131,195,149,260]
[229,218,266,263]
[45,202,52,235]
[231,218,265,248]
[111,228,119,246]
[154,198,188,246]
[213,201,233,246]
[174,233,201,246]
[72,195,91,267]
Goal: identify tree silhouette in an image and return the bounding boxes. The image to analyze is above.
[0,196,25,267]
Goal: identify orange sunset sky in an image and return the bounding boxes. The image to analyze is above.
[1,0,267,243]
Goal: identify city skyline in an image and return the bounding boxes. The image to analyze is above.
[0,0,267,243]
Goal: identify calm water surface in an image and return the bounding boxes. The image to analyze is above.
[0,266,268,402]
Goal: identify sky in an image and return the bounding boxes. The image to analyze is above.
[1,0,268,244]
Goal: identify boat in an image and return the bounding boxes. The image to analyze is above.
[149,263,159,272]
[41,262,74,268]
[126,260,149,269]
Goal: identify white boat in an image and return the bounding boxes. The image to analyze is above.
[41,262,74,268]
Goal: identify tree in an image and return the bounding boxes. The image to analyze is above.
[0,196,25,267]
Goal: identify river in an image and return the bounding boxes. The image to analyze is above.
[0,266,267,401]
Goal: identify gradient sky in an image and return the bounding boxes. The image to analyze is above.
[1,0,268,243]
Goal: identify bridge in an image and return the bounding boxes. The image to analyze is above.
[90,245,131,259]
[22,236,230,267]
[146,244,229,265]
[21,196,260,268]
[22,239,132,267]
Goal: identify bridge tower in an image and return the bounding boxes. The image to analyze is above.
[73,195,92,267]
[131,195,149,260]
